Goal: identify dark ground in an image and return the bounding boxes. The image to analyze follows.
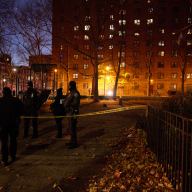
[0,99,173,192]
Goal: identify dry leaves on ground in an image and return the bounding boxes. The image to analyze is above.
[87,127,175,192]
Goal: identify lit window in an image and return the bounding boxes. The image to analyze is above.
[110,15,114,20]
[187,40,192,46]
[120,62,126,67]
[158,41,164,46]
[119,30,126,36]
[74,54,79,59]
[188,18,192,24]
[118,51,125,57]
[160,29,165,34]
[119,10,126,15]
[73,73,78,79]
[84,64,88,69]
[158,51,165,56]
[134,19,140,25]
[85,16,91,21]
[84,25,90,31]
[170,84,177,90]
[74,26,79,31]
[119,20,126,25]
[109,45,113,49]
[100,34,104,39]
[98,46,103,50]
[84,35,89,40]
[187,29,192,34]
[109,34,113,39]
[109,25,114,30]
[147,19,153,25]
[171,73,177,79]
[98,54,103,59]
[186,73,192,79]
[148,7,153,13]
[134,32,140,36]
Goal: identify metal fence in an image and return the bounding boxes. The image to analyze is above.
[147,105,192,192]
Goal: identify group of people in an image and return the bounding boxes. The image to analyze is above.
[0,80,80,166]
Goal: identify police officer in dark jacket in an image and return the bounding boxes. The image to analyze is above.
[50,88,66,138]
[23,81,39,138]
[64,81,80,149]
[0,87,23,166]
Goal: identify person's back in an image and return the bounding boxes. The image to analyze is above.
[23,86,39,114]
[23,81,39,138]
[0,90,23,128]
[51,88,65,116]
[0,87,23,165]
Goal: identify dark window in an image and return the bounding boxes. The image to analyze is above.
[157,83,164,89]
[157,62,164,68]
[171,62,178,68]
[73,64,78,70]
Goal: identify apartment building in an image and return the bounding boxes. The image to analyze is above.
[52,0,192,96]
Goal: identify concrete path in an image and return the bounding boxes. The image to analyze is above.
[0,100,143,192]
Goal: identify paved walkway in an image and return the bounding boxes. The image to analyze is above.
[0,100,142,192]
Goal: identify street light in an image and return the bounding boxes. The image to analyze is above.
[12,68,18,96]
[53,69,58,93]
[3,78,6,88]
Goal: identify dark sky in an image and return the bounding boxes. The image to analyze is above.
[15,0,31,7]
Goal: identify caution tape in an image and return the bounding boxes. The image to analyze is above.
[21,105,147,119]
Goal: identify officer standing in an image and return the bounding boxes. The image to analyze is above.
[23,81,39,138]
[50,88,66,138]
[0,87,23,166]
[64,81,80,149]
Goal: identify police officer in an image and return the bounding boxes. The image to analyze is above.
[0,87,23,166]
[64,81,80,149]
[50,88,66,138]
[23,81,39,138]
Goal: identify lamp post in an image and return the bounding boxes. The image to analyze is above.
[3,78,6,88]
[53,69,58,93]
[13,68,18,97]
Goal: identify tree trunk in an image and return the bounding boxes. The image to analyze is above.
[93,60,99,100]
[113,45,122,98]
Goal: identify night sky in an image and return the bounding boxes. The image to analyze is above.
[15,0,31,7]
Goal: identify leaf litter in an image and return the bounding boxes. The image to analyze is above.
[86,127,175,192]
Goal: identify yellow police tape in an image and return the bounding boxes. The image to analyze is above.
[21,105,147,119]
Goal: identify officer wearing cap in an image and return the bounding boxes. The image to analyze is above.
[23,81,39,138]
[0,87,23,166]
[64,81,80,149]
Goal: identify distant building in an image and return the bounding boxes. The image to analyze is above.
[52,0,192,96]
[29,55,57,91]
[12,66,31,96]
[0,54,12,93]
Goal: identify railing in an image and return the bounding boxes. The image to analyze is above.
[147,105,192,192]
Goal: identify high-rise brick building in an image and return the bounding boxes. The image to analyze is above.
[52,0,192,96]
